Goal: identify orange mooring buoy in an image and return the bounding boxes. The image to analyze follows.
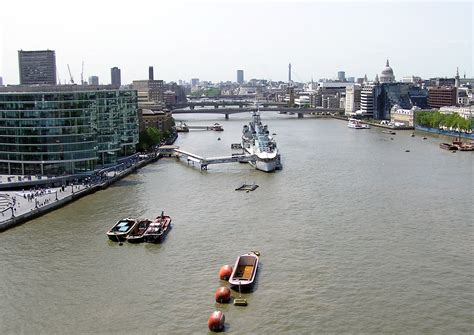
[215,286,231,303]
[208,311,225,332]
[219,265,233,281]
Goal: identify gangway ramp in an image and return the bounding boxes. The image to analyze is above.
[173,148,256,170]
[174,149,205,161]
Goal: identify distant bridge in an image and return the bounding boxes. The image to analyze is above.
[186,95,255,100]
[175,100,288,109]
[171,107,345,119]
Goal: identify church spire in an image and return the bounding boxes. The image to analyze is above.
[455,67,460,88]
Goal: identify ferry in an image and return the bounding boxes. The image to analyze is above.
[348,118,370,129]
[242,109,281,172]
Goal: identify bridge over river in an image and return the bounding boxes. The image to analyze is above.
[171,106,345,119]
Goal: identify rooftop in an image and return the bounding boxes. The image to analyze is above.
[0,84,124,93]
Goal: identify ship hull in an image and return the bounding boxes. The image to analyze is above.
[248,159,277,172]
[244,147,277,172]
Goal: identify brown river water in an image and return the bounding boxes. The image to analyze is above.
[0,114,472,334]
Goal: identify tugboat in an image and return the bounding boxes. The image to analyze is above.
[143,212,172,243]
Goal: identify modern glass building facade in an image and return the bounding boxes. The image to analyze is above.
[0,86,138,176]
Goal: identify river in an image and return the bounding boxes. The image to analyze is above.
[0,113,472,334]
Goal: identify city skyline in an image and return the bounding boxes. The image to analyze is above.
[0,0,472,85]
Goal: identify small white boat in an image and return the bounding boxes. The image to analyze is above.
[228,251,260,292]
[348,118,370,129]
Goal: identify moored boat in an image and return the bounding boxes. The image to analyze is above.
[452,139,474,151]
[143,213,172,243]
[126,218,153,243]
[228,251,260,292]
[347,118,370,129]
[106,218,138,242]
[439,143,458,151]
[210,123,224,131]
[176,121,189,132]
[242,109,280,172]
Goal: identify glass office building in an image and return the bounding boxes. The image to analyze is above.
[0,86,138,176]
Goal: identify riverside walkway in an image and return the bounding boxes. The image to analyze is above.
[0,154,159,232]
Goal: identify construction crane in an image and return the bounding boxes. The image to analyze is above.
[67,64,74,84]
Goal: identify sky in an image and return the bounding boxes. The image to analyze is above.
[0,0,472,85]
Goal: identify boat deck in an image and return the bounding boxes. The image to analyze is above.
[235,265,254,280]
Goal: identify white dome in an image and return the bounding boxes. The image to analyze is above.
[380,59,395,83]
[382,67,393,76]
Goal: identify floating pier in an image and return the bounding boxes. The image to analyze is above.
[187,123,224,131]
[172,148,257,170]
[235,183,259,191]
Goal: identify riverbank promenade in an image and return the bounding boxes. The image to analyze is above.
[0,154,159,232]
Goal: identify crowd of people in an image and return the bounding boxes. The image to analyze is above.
[0,154,151,223]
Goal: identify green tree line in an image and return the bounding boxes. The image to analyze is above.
[415,111,472,131]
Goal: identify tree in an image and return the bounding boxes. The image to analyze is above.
[137,127,163,151]
[415,110,472,132]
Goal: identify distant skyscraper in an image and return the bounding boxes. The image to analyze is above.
[288,63,292,82]
[0,76,3,86]
[88,76,99,85]
[149,66,154,80]
[237,70,244,84]
[18,50,56,85]
[337,71,346,81]
[191,78,199,86]
[111,67,121,86]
